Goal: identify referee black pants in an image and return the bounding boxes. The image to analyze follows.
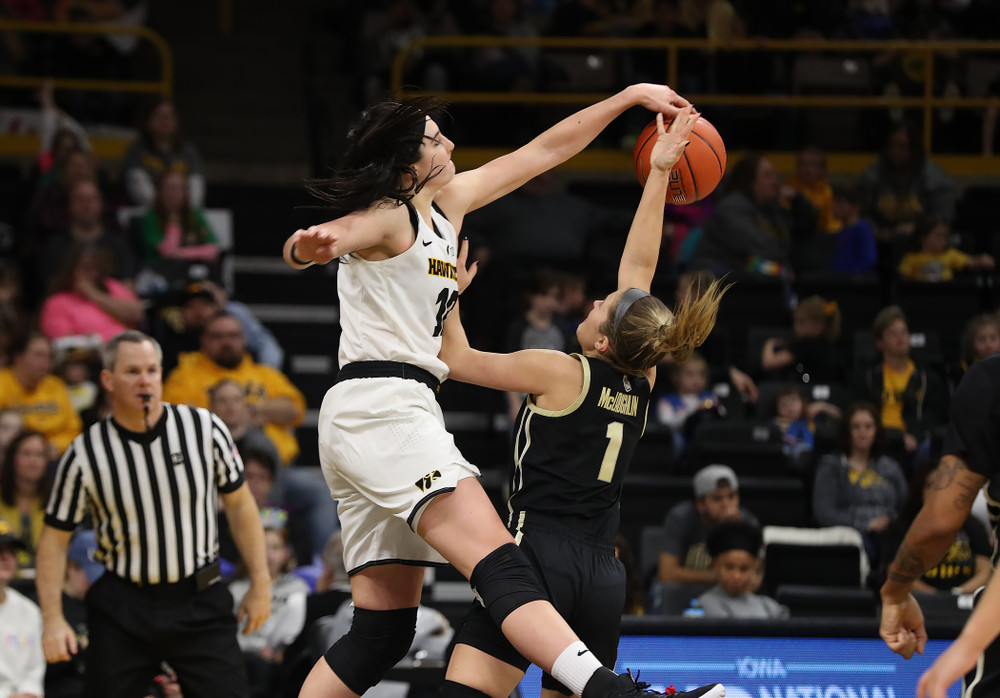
[84,572,248,698]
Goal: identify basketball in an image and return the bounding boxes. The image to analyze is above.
[633,115,727,204]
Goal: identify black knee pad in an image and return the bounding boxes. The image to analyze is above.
[470,542,548,627]
[324,606,418,695]
[441,680,495,698]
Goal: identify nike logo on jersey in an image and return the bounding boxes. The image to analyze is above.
[577,649,590,656]
[422,240,433,246]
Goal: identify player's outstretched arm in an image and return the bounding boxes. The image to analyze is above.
[618,107,697,293]
[917,571,1000,697]
[440,240,577,395]
[439,84,691,217]
[880,455,986,659]
[282,206,402,268]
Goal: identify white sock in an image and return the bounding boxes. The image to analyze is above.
[550,641,605,696]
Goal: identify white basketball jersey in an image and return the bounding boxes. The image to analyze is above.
[337,204,459,381]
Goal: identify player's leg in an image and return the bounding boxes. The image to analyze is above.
[298,563,425,698]
[445,590,530,698]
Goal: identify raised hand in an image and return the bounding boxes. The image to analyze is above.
[292,225,340,265]
[630,83,693,116]
[456,237,478,294]
[649,106,699,174]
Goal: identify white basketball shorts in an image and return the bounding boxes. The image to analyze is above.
[317,376,480,575]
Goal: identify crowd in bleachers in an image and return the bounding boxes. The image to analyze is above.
[3,0,1000,695]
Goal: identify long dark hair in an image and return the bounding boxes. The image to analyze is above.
[0,430,53,507]
[724,152,766,199]
[837,401,885,457]
[152,172,211,245]
[306,97,449,217]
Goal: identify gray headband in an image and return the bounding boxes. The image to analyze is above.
[613,288,651,330]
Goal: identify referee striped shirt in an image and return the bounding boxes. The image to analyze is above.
[45,403,245,585]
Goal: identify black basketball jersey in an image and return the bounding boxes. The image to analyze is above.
[507,354,650,542]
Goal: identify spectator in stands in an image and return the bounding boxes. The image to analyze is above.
[657,464,759,586]
[897,215,994,282]
[959,313,1000,377]
[850,305,948,460]
[691,153,818,277]
[22,148,99,263]
[830,183,878,275]
[696,520,789,619]
[136,172,221,286]
[39,241,144,343]
[760,295,843,384]
[882,459,991,597]
[0,518,44,698]
[655,351,723,456]
[229,508,309,698]
[675,268,758,403]
[768,384,839,467]
[0,409,24,468]
[858,122,956,241]
[812,401,908,567]
[54,346,99,415]
[36,78,91,188]
[0,262,30,366]
[39,179,137,287]
[785,145,840,234]
[210,379,337,566]
[157,281,284,374]
[0,332,81,457]
[503,267,573,422]
[0,429,51,573]
[164,311,306,466]
[122,98,205,208]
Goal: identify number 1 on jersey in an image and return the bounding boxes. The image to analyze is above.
[598,421,623,482]
[433,288,459,337]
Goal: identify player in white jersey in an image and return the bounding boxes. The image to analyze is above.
[283,86,708,698]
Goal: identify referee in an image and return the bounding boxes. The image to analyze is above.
[35,330,271,698]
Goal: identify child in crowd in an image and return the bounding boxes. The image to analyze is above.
[696,520,789,619]
[656,351,723,454]
[786,145,840,234]
[761,295,842,384]
[769,384,840,465]
[961,313,1000,370]
[898,216,994,281]
[229,507,310,698]
[830,184,877,275]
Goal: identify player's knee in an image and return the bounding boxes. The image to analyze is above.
[442,680,497,698]
[470,542,548,627]
[323,606,417,695]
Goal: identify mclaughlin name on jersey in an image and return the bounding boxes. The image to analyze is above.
[597,386,639,417]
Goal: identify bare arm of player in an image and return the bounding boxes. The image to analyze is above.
[617,108,697,294]
[441,296,580,398]
[879,455,986,659]
[36,525,77,663]
[222,484,272,634]
[917,569,1000,698]
[282,205,408,268]
[436,84,691,219]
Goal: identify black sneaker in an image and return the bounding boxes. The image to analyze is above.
[590,669,725,698]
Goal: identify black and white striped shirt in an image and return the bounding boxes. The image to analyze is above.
[45,403,245,585]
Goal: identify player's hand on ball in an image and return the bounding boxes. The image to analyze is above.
[650,107,698,173]
[630,83,691,116]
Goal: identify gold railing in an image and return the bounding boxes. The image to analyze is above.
[0,19,173,96]
[391,36,1000,175]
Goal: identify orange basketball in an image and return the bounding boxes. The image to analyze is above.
[633,115,727,204]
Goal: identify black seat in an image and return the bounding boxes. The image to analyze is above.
[761,525,868,596]
[774,584,878,618]
[793,272,884,366]
[686,419,793,477]
[893,279,987,364]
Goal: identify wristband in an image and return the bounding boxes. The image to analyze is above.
[290,242,313,266]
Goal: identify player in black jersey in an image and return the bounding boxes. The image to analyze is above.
[439,110,728,698]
